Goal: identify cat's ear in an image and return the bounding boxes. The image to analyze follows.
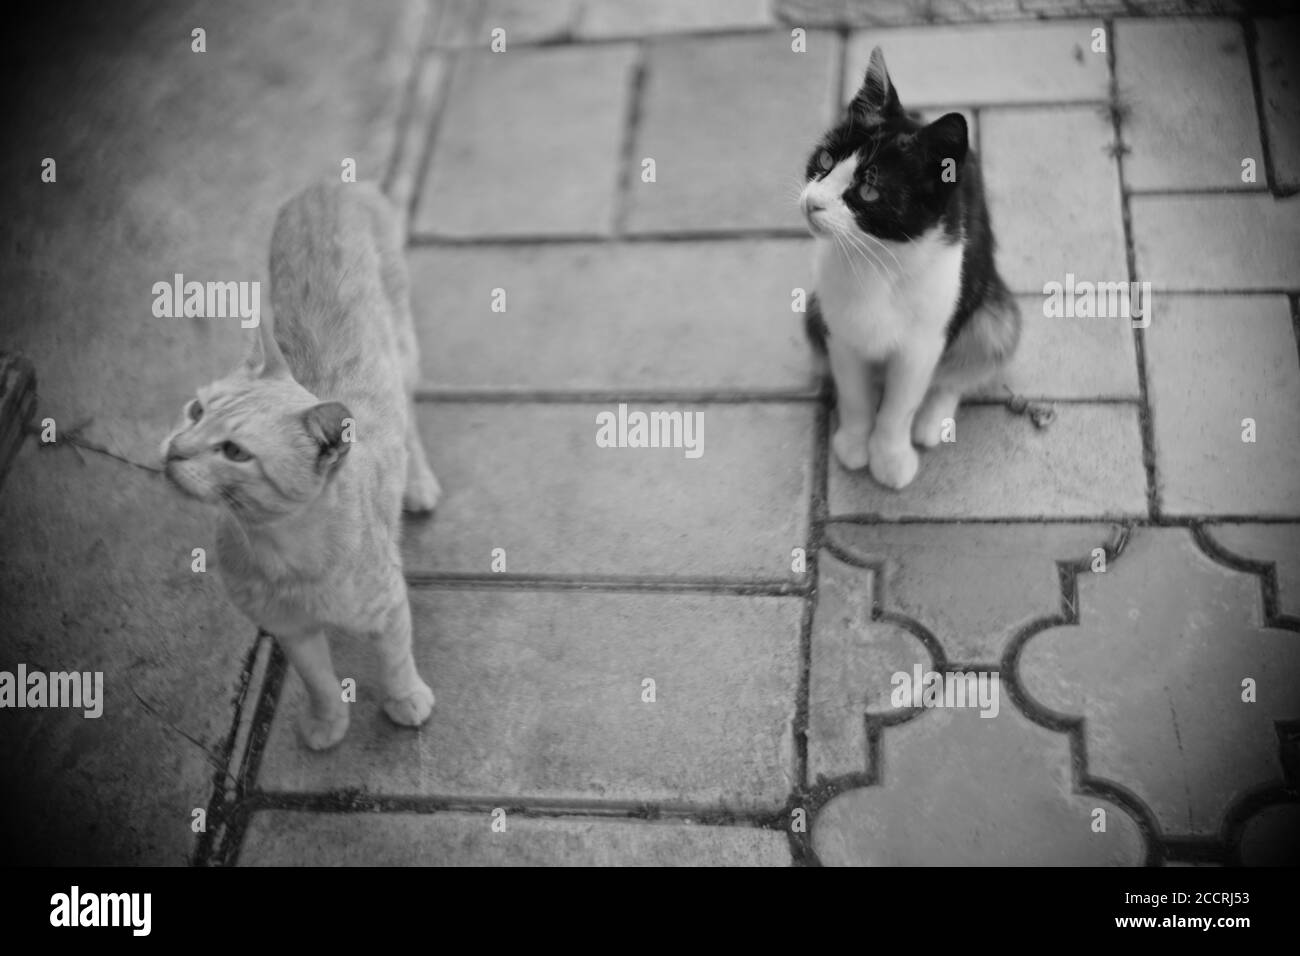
[851,47,901,121]
[302,401,353,473]
[245,320,290,380]
[920,112,969,175]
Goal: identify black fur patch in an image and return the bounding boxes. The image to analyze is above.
[804,51,1013,352]
[804,291,829,355]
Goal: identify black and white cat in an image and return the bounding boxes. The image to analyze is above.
[800,47,1020,490]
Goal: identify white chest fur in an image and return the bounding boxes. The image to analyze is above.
[812,226,964,362]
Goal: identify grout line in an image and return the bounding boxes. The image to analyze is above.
[386,56,451,235]
[403,572,810,597]
[910,98,1110,111]
[1124,184,1271,197]
[1106,18,1161,524]
[1291,293,1300,369]
[789,391,831,865]
[381,0,439,211]
[1241,16,1280,196]
[410,392,1144,406]
[404,45,460,234]
[214,640,289,866]
[240,789,790,827]
[1093,287,1300,296]
[435,24,792,53]
[832,25,849,121]
[407,227,810,246]
[412,387,821,403]
[190,630,269,866]
[820,513,1300,526]
[219,635,274,802]
[611,42,648,236]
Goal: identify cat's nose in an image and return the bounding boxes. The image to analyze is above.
[803,196,826,214]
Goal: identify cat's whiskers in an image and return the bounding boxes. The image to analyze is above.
[219,489,259,553]
[839,227,897,285]
[831,231,871,291]
[858,230,906,278]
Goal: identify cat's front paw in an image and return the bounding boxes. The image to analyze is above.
[383,679,435,727]
[298,706,350,751]
[832,428,871,471]
[867,435,919,490]
[403,466,442,514]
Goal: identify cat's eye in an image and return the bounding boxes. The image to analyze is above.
[220,441,252,462]
[187,399,203,423]
[817,149,834,172]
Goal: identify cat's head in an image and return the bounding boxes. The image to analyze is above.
[799,47,969,243]
[161,325,352,521]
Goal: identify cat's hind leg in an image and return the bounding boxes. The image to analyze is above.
[371,576,435,728]
[915,294,1021,449]
[911,388,961,448]
[402,413,442,513]
[276,629,350,750]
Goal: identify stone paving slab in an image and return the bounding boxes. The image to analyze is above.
[466,0,777,45]
[781,0,1248,29]
[1256,17,1300,190]
[1131,195,1300,290]
[406,240,817,392]
[1143,295,1300,517]
[843,21,1108,108]
[1116,20,1263,192]
[475,0,581,44]
[1018,528,1300,837]
[827,405,1147,519]
[1238,803,1300,865]
[981,106,1127,295]
[825,523,1115,662]
[812,706,1146,865]
[806,548,930,782]
[0,445,253,864]
[403,402,813,581]
[256,589,802,809]
[414,44,636,238]
[0,0,422,865]
[580,0,775,38]
[624,32,839,234]
[1203,523,1300,618]
[971,295,1141,401]
[240,810,791,865]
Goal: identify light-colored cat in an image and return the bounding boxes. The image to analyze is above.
[162,182,441,750]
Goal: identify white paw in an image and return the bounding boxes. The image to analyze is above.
[867,435,919,490]
[298,707,350,751]
[383,679,435,727]
[911,412,945,448]
[832,427,871,471]
[403,466,441,514]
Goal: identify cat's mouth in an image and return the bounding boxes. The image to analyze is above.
[163,457,216,503]
[803,208,831,237]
